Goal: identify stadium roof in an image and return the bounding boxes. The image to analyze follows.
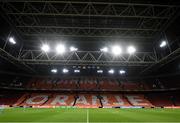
[0,0,180,76]
[0,0,179,43]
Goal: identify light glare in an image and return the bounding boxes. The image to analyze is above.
[97,70,103,73]
[108,69,114,74]
[160,41,167,48]
[74,69,80,73]
[62,68,69,73]
[127,46,136,54]
[51,69,57,73]
[119,70,126,74]
[100,47,108,52]
[56,44,65,54]
[41,44,50,52]
[9,37,16,44]
[70,46,78,51]
[112,46,122,55]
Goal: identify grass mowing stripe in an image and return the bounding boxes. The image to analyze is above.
[87,109,89,123]
[0,108,180,122]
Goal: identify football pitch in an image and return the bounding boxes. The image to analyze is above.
[0,108,180,122]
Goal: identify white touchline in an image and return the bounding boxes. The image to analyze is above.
[87,109,89,123]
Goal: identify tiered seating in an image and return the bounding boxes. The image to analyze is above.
[44,94,75,106]
[75,94,101,108]
[1,92,180,108]
[101,94,131,107]
[17,93,75,107]
[0,93,21,106]
[147,93,174,107]
[122,82,141,90]
[24,77,175,91]
[99,79,120,90]
[79,78,97,90]
[174,95,180,106]
[0,77,27,88]
[55,79,77,90]
[161,80,180,89]
[125,94,153,107]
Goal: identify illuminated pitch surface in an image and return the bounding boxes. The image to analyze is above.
[0,108,180,122]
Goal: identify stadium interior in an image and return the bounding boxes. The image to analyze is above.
[0,0,180,122]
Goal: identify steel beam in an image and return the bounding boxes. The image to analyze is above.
[17,50,157,66]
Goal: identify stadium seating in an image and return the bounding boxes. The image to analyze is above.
[147,93,175,107]
[0,77,179,108]
[1,92,178,108]
[99,78,121,90]
[3,77,180,91]
[26,78,149,90]
[79,78,97,90]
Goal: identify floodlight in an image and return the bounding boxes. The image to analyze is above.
[97,70,103,73]
[62,68,69,73]
[100,47,108,52]
[74,69,80,73]
[9,37,16,44]
[127,46,136,54]
[56,44,65,54]
[108,69,114,74]
[112,46,122,55]
[51,69,57,73]
[119,70,126,74]
[41,44,50,52]
[160,41,167,48]
[70,46,78,51]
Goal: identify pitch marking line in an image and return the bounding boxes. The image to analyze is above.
[87,109,89,123]
[0,121,180,123]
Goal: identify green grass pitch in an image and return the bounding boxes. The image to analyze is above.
[0,108,180,122]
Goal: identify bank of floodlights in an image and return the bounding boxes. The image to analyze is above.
[119,70,126,75]
[41,44,50,52]
[9,37,16,45]
[97,70,103,73]
[127,46,136,54]
[62,68,69,73]
[70,46,78,52]
[56,44,65,54]
[74,69,80,73]
[108,69,114,74]
[51,69,58,74]
[160,41,167,48]
[100,47,108,52]
[112,45,122,56]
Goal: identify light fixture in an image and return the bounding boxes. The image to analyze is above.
[41,44,50,52]
[70,46,78,51]
[9,37,16,44]
[62,68,69,73]
[160,41,167,48]
[56,44,65,54]
[74,69,80,73]
[100,47,108,52]
[119,70,126,74]
[51,69,57,73]
[127,46,136,54]
[97,70,103,73]
[112,46,122,55]
[108,69,114,74]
